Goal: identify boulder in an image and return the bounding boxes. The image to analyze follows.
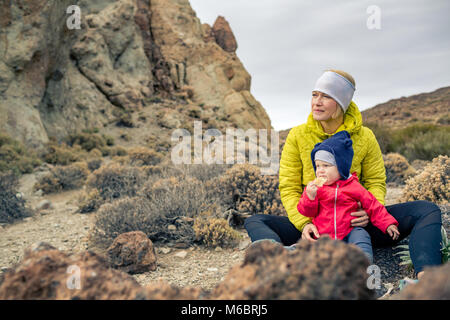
[106,231,157,274]
[0,245,145,299]
[211,237,375,299]
[0,242,202,300]
[212,16,237,53]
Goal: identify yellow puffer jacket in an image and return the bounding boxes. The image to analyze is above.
[279,101,386,232]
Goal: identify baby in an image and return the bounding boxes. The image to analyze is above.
[297,131,400,263]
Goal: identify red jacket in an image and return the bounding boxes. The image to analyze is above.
[297,173,398,240]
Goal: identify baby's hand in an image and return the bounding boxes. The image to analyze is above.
[387,224,400,240]
[306,182,318,200]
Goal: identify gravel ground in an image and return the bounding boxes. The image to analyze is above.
[0,175,448,299]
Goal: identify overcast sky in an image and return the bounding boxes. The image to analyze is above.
[189,0,450,131]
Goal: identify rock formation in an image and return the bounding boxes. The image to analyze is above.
[0,0,272,150]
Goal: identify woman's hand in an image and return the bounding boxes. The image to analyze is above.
[301,223,320,242]
[350,202,369,227]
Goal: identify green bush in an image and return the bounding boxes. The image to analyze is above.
[0,133,41,175]
[366,123,450,162]
[0,171,32,223]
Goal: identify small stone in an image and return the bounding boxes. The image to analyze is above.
[174,250,188,259]
[214,246,222,252]
[167,224,176,231]
[207,267,218,272]
[36,200,53,211]
[34,189,43,197]
[160,247,171,254]
[238,239,251,251]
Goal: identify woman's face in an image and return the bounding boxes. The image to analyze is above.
[311,91,339,121]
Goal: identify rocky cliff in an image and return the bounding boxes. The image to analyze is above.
[0,0,272,149]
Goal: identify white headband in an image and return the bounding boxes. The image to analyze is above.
[313,71,355,112]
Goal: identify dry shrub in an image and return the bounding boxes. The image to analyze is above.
[0,133,41,175]
[208,164,286,222]
[178,163,232,183]
[34,162,89,194]
[89,165,228,249]
[65,132,106,152]
[78,189,103,214]
[128,147,162,166]
[87,158,102,172]
[0,171,32,223]
[194,215,241,248]
[401,155,449,204]
[140,175,219,222]
[87,163,145,201]
[383,153,416,185]
[90,195,197,250]
[42,142,84,165]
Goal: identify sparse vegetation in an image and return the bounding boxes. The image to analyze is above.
[366,122,450,162]
[128,147,163,166]
[194,215,241,248]
[34,162,89,194]
[401,155,449,204]
[41,142,83,165]
[383,153,416,184]
[86,162,146,201]
[208,164,286,223]
[0,133,41,175]
[88,163,235,249]
[0,171,32,223]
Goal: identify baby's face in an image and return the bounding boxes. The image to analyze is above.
[315,160,340,185]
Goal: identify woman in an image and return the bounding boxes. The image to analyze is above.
[244,69,442,279]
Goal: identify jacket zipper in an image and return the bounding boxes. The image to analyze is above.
[334,184,339,240]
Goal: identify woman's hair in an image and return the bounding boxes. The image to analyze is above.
[324,69,356,118]
[326,69,356,87]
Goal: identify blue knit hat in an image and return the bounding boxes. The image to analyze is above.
[311,131,354,180]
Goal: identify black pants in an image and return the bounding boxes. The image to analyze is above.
[244,200,442,274]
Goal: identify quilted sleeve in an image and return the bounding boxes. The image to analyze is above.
[279,128,312,231]
[360,128,386,205]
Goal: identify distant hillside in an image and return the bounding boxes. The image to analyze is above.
[361,86,450,129]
